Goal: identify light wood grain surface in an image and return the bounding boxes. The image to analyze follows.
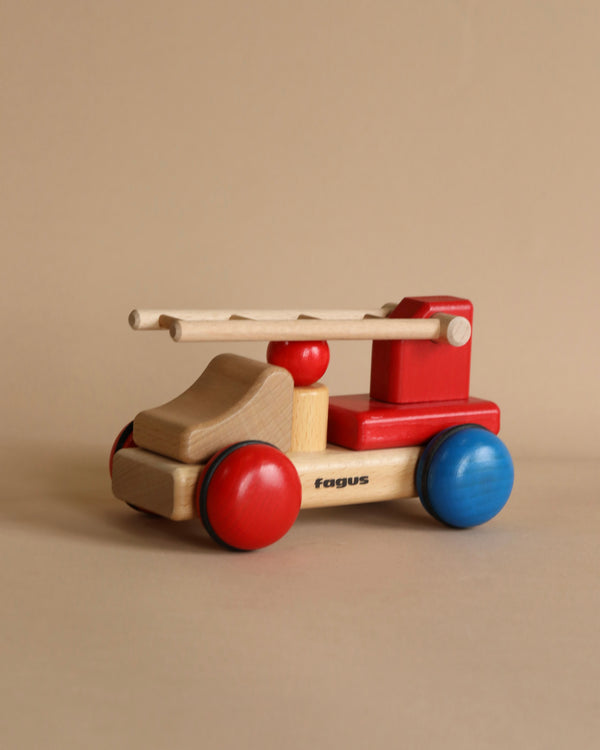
[133,354,294,463]
[111,442,422,518]
[290,383,329,452]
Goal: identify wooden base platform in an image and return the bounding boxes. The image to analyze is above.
[112,445,422,520]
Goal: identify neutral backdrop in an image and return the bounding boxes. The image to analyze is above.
[2,2,599,749]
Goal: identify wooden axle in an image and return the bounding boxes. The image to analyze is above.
[112,445,421,521]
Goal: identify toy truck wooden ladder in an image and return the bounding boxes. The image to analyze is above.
[128,305,472,346]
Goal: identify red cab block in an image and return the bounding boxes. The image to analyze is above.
[370,296,473,404]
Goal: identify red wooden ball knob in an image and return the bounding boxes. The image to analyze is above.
[197,442,302,551]
[266,340,330,386]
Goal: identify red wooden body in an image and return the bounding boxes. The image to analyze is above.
[370,296,473,404]
[327,395,500,451]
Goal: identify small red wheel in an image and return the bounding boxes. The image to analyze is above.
[196,441,302,551]
[109,421,136,477]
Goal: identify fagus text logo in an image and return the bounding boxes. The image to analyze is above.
[314,476,369,489]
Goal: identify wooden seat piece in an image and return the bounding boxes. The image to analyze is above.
[133,353,294,463]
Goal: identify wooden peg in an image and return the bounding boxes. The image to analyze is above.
[431,313,471,347]
[290,384,329,452]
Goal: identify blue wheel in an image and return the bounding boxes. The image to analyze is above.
[416,425,514,528]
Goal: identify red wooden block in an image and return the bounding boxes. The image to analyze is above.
[370,296,473,404]
[327,394,500,451]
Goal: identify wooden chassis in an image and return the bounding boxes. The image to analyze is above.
[112,444,421,522]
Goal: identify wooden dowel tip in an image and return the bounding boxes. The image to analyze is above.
[445,316,471,347]
[129,310,142,330]
[451,318,471,347]
[170,320,184,342]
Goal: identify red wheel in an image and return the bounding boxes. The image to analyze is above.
[109,421,136,477]
[196,441,302,551]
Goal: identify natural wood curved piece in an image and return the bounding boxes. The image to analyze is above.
[133,354,294,463]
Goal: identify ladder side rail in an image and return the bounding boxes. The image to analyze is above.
[169,314,470,346]
[129,305,396,331]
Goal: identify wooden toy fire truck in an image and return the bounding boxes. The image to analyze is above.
[110,296,514,550]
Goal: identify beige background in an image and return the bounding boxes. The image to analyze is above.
[1,2,599,748]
